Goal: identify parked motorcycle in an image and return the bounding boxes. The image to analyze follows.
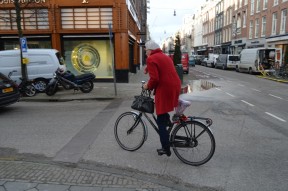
[8,70,37,97]
[45,68,95,96]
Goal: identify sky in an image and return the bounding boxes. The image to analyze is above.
[147,0,207,45]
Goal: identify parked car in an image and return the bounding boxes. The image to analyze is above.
[189,55,196,67]
[0,72,20,108]
[195,55,205,65]
[207,53,219,68]
[215,54,240,70]
[201,57,214,67]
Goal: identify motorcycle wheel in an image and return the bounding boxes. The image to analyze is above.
[45,84,57,96]
[24,84,37,97]
[34,78,48,93]
[80,81,94,93]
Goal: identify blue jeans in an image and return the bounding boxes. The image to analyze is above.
[156,113,170,150]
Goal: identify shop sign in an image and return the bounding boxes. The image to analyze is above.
[0,0,46,4]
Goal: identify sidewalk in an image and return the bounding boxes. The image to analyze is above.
[21,67,190,102]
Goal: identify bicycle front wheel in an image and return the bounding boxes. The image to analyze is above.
[171,121,215,166]
[114,111,146,151]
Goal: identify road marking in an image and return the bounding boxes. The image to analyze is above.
[265,112,286,122]
[269,94,283,100]
[241,100,255,107]
[225,92,235,97]
[215,88,221,91]
[251,88,261,92]
[238,84,245,87]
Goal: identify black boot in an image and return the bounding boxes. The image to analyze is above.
[157,148,171,157]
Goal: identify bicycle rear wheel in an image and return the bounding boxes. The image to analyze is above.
[114,111,146,151]
[171,121,215,166]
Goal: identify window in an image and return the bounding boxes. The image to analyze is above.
[263,0,268,9]
[249,20,254,39]
[61,8,113,29]
[272,13,277,35]
[243,11,247,27]
[273,0,278,6]
[255,19,259,38]
[280,9,287,34]
[251,0,255,15]
[256,0,260,12]
[0,9,49,30]
[261,16,266,36]
[237,15,241,34]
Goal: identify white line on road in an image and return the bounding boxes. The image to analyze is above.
[265,112,286,122]
[225,92,235,97]
[238,84,245,87]
[215,88,221,91]
[251,88,261,92]
[241,100,255,107]
[269,94,283,100]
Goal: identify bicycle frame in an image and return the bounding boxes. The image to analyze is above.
[128,111,213,139]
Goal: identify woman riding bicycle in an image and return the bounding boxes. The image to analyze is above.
[143,40,181,157]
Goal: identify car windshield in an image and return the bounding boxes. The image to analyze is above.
[229,56,240,61]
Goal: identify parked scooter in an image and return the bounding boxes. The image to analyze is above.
[45,68,95,96]
[8,70,37,97]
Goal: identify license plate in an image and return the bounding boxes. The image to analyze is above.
[2,87,13,93]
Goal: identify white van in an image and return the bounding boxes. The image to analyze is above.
[215,54,240,69]
[237,48,282,74]
[0,49,66,91]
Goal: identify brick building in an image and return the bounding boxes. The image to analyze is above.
[0,0,148,82]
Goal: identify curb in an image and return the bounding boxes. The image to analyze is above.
[256,75,288,83]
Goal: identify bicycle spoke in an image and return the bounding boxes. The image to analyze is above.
[114,112,146,151]
[171,121,215,166]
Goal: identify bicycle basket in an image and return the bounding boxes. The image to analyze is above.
[131,89,154,113]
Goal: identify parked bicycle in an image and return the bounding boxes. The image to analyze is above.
[114,82,216,166]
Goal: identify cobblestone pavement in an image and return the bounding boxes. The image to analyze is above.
[0,161,184,191]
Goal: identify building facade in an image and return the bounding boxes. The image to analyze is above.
[168,0,288,66]
[0,0,148,82]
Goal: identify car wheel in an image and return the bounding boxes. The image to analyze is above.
[34,78,48,93]
[248,68,253,74]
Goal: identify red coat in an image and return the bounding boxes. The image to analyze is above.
[146,49,181,115]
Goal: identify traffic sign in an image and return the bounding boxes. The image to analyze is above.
[20,37,27,52]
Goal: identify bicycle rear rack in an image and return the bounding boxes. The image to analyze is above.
[172,114,213,127]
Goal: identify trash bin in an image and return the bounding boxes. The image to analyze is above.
[175,64,183,84]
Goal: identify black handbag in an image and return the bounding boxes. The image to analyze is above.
[131,89,154,113]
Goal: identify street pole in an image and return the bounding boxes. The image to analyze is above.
[108,23,117,96]
[14,1,28,82]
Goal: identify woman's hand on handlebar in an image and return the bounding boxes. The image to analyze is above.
[143,83,148,90]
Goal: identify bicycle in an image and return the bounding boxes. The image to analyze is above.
[114,83,216,166]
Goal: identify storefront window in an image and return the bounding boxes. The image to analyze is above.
[63,39,113,79]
